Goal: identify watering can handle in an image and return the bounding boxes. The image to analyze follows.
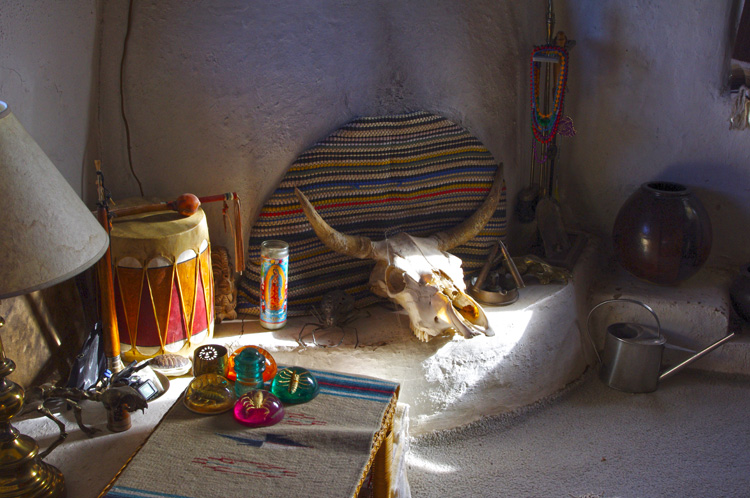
[585,298,662,366]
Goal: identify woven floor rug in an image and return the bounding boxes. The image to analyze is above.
[100,370,399,498]
[237,111,507,316]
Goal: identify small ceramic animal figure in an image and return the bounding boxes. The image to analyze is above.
[212,246,237,321]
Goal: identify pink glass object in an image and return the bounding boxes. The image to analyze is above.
[233,390,285,427]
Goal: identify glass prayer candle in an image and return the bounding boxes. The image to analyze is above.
[259,240,289,329]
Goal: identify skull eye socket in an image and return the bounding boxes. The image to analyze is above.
[384,266,406,294]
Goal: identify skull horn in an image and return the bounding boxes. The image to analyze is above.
[294,187,376,259]
[431,163,505,251]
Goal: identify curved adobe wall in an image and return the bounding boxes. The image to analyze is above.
[95,1,538,252]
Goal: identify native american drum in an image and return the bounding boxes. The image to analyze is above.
[110,203,214,361]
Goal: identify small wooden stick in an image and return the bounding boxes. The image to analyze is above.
[196,193,244,273]
[109,191,245,274]
[232,195,244,273]
[109,193,201,218]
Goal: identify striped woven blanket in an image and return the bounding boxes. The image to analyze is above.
[237,111,507,316]
[100,369,399,498]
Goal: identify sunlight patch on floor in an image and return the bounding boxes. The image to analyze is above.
[405,453,458,474]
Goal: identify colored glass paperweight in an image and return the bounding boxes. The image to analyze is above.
[233,390,285,427]
[234,347,265,397]
[225,345,277,382]
[183,373,235,415]
[193,344,228,377]
[270,367,320,404]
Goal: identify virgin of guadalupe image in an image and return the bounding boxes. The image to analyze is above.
[264,265,285,311]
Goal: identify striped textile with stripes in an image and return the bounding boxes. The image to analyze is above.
[237,111,507,316]
[101,369,399,498]
[305,368,399,403]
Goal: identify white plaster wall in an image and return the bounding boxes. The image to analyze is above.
[556,0,750,270]
[0,1,99,386]
[0,0,99,196]
[5,1,750,385]
[95,0,535,252]
[3,2,748,270]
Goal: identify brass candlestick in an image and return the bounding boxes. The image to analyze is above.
[0,317,66,497]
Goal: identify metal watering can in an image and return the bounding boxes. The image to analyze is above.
[587,299,737,393]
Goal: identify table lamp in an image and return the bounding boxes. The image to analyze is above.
[0,101,109,497]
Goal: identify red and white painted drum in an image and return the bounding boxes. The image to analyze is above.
[110,202,214,360]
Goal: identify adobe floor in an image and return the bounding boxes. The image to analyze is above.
[406,368,750,498]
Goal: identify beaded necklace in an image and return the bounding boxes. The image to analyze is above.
[530,45,569,144]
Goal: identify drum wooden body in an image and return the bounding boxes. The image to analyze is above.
[111,205,214,361]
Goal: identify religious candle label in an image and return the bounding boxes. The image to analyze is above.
[259,240,289,329]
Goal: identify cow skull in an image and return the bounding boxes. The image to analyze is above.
[294,164,504,342]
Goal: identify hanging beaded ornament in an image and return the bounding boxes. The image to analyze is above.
[530,45,569,144]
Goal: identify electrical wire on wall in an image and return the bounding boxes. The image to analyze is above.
[120,0,144,197]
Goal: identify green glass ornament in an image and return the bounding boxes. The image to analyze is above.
[270,367,320,404]
[234,347,265,397]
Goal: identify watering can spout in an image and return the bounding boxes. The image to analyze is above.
[659,332,736,382]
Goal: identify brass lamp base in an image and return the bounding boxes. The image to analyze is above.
[0,318,66,497]
[0,434,66,497]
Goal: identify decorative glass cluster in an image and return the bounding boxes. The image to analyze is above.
[183,344,321,428]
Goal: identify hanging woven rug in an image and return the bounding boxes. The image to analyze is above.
[236,111,507,317]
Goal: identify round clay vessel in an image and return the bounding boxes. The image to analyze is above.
[729,263,750,323]
[613,181,712,285]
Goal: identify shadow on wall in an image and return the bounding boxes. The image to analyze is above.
[0,276,90,388]
[546,3,637,239]
[556,1,750,270]
[96,1,526,255]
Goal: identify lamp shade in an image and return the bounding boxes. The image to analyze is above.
[0,101,108,299]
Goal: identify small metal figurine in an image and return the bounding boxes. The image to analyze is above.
[469,239,524,306]
[21,383,148,455]
[511,254,571,285]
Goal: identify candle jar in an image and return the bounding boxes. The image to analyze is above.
[259,240,289,329]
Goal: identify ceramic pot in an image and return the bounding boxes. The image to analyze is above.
[729,263,750,322]
[613,181,712,285]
